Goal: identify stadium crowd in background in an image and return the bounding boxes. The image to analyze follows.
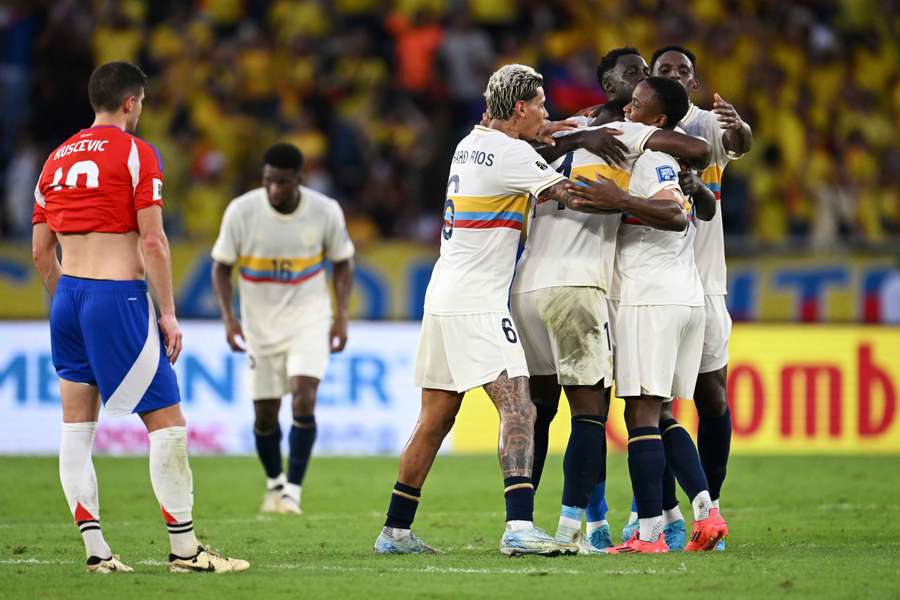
[1,0,898,249]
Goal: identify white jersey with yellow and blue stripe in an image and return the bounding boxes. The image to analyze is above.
[211,185,355,355]
[423,125,566,315]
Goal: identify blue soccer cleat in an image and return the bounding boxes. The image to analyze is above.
[373,527,438,554]
[501,525,579,557]
[714,538,726,551]
[620,519,639,543]
[663,519,687,551]
[586,524,614,552]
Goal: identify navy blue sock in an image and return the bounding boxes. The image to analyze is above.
[531,404,557,491]
[585,416,608,521]
[697,407,732,501]
[504,476,534,522]
[254,423,282,479]
[561,415,605,509]
[288,416,317,486]
[662,465,678,511]
[384,482,420,529]
[661,418,708,501]
[626,427,665,519]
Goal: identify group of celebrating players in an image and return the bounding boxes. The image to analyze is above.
[374,44,752,556]
[30,41,751,574]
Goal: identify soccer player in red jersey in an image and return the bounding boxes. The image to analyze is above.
[31,61,248,573]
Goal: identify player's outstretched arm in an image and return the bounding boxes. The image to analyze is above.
[679,169,716,221]
[569,174,687,231]
[535,179,615,213]
[714,93,753,156]
[211,260,245,352]
[32,223,61,296]
[646,130,711,170]
[329,258,353,353]
[535,127,628,166]
[137,206,182,363]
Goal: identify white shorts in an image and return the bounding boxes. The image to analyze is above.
[699,294,732,373]
[510,287,613,387]
[248,320,331,400]
[614,305,705,400]
[414,311,529,393]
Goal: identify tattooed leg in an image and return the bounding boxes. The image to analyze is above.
[484,371,536,478]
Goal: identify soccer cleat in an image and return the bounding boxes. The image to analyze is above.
[684,508,728,552]
[714,539,726,551]
[278,493,303,515]
[586,524,614,551]
[500,525,579,557]
[260,488,282,513]
[620,519,639,543]
[663,519,687,551]
[86,555,133,573]
[373,528,438,554]
[605,531,668,554]
[168,546,250,573]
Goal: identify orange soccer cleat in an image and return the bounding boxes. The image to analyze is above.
[605,530,669,554]
[684,508,728,552]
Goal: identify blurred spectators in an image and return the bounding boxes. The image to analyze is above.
[0,0,897,251]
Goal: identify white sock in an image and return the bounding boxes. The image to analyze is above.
[586,519,608,534]
[60,422,111,560]
[638,516,662,542]
[692,490,713,521]
[148,426,200,557]
[267,473,286,491]
[282,482,301,504]
[713,498,720,510]
[506,520,533,531]
[663,505,684,524]
[627,511,638,524]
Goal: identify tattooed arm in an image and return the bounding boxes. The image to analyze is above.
[483,371,536,478]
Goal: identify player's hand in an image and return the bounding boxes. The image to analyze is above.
[330,315,348,353]
[679,168,702,196]
[578,128,628,167]
[568,174,627,213]
[535,119,580,146]
[712,93,743,130]
[158,313,183,364]
[224,317,246,353]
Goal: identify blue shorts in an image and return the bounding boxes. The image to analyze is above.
[50,275,181,416]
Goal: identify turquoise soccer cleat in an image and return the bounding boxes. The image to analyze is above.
[373,528,438,554]
[586,524,614,551]
[715,538,726,551]
[663,519,687,551]
[620,519,639,543]
[501,525,579,557]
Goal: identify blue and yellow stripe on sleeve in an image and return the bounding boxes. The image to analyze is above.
[449,194,529,231]
[238,253,324,285]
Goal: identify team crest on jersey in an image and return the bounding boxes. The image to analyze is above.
[533,160,549,172]
[442,198,455,240]
[656,165,677,183]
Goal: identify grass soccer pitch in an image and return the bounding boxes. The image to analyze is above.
[1,454,898,599]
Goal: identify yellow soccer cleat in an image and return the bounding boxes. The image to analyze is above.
[168,546,250,573]
[86,555,134,573]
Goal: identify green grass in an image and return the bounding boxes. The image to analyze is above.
[1,454,899,599]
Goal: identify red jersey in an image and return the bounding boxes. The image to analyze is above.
[32,125,164,233]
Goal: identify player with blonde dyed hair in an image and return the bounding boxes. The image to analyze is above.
[374,63,615,556]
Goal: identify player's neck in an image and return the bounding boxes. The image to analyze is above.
[270,192,301,215]
[91,113,129,131]
[486,119,522,139]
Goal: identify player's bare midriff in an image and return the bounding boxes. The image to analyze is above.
[58,231,145,280]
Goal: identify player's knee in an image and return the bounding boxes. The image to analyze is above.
[291,392,316,418]
[254,413,279,435]
[695,371,728,417]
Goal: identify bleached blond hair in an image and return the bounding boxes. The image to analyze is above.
[483,64,544,120]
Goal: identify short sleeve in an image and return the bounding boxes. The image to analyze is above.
[32,180,47,225]
[703,112,739,165]
[631,152,683,199]
[131,139,165,211]
[608,121,659,155]
[211,202,242,265]
[500,140,567,197]
[324,202,355,262]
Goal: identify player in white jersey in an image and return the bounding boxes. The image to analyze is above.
[651,46,753,541]
[511,115,710,552]
[211,143,354,515]
[374,64,618,557]
[570,77,727,554]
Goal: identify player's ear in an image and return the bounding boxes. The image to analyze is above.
[122,95,135,114]
[655,113,668,128]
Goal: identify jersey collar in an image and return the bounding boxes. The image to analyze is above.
[679,103,700,128]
